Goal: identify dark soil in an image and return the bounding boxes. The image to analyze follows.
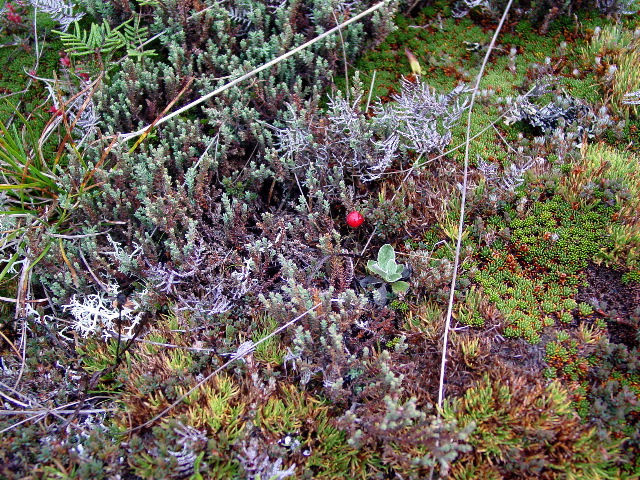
[577,264,640,348]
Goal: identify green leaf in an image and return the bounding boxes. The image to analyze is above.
[0,250,21,283]
[384,271,402,283]
[367,244,407,283]
[391,281,410,294]
[367,260,401,282]
[26,241,53,274]
[367,259,388,279]
[377,244,396,270]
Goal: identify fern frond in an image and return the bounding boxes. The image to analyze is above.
[120,17,155,57]
[54,18,155,60]
[95,21,127,52]
[54,23,93,56]
[54,19,127,57]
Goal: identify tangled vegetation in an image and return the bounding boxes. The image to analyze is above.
[1,0,639,478]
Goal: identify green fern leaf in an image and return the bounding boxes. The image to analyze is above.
[54,17,155,61]
[54,22,94,56]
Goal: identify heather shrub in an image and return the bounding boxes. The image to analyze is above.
[275,75,470,190]
[30,0,398,304]
[588,338,640,473]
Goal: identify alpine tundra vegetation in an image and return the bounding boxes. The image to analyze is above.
[1,0,640,478]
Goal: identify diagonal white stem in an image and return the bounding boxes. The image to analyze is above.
[437,0,514,410]
[118,0,393,142]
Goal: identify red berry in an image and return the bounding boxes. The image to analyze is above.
[346,211,364,228]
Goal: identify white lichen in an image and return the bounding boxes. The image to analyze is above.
[61,283,141,339]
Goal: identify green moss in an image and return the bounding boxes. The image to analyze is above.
[256,384,380,478]
[621,270,640,284]
[474,196,615,342]
[443,374,624,479]
[583,143,640,197]
[560,76,601,104]
[0,30,64,123]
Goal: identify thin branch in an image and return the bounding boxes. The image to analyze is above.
[48,230,111,239]
[78,247,109,292]
[127,76,195,152]
[0,388,30,408]
[0,408,113,415]
[0,380,67,425]
[13,258,30,390]
[0,391,114,435]
[365,70,377,112]
[0,413,47,435]
[334,11,350,104]
[131,338,218,353]
[0,329,22,359]
[0,296,48,303]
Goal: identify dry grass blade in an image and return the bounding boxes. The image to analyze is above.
[118,0,393,141]
[127,76,195,153]
[0,408,113,416]
[0,328,22,359]
[437,0,515,410]
[0,387,115,435]
[0,380,67,428]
